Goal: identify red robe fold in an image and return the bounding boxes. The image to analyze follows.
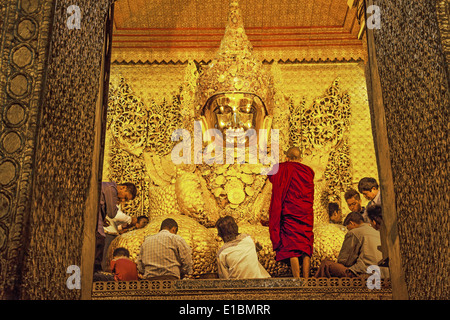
[268,161,315,261]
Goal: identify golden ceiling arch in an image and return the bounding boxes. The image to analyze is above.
[111,0,366,63]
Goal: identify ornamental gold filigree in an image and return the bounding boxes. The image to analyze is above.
[105,72,353,276]
[106,75,184,217]
[105,0,354,277]
[289,77,352,221]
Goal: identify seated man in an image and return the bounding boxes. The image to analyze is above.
[93,247,139,282]
[216,216,270,279]
[344,188,365,216]
[328,202,342,224]
[358,177,381,222]
[314,212,387,278]
[367,204,389,267]
[136,218,193,280]
[367,204,383,231]
[110,247,139,281]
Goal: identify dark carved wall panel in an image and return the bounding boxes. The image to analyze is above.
[0,0,111,299]
[0,0,55,299]
[437,0,450,80]
[371,0,449,299]
[18,0,111,300]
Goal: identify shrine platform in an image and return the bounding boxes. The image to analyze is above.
[92,277,392,300]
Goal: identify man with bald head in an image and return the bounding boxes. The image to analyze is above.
[286,146,302,160]
[268,146,315,278]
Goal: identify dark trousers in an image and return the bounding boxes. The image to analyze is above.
[94,232,105,273]
[144,275,179,280]
[314,259,357,278]
[93,272,115,282]
[102,233,118,271]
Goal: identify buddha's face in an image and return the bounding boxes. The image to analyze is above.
[201,92,271,144]
[215,95,255,133]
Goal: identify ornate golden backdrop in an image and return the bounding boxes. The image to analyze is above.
[104,0,378,277]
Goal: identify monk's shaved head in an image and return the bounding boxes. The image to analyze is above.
[286,147,302,161]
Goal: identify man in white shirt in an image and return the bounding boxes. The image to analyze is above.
[215,216,270,279]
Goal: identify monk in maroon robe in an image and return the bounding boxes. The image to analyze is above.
[268,147,315,278]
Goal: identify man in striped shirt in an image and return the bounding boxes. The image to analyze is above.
[137,218,193,280]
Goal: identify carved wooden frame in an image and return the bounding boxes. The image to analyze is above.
[1,0,448,300]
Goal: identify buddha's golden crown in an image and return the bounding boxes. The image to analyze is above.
[196,0,275,117]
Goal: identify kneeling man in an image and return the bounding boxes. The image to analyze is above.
[314,212,388,278]
[216,216,270,279]
[137,218,193,280]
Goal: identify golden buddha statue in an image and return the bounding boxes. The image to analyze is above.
[106,0,348,277]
